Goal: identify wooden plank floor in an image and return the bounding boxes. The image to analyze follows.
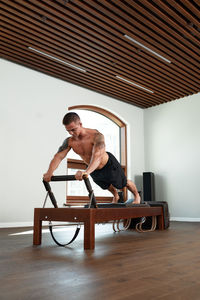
[0,222,200,300]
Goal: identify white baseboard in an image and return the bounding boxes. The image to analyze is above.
[0,221,54,228]
[0,222,33,228]
[170,217,200,222]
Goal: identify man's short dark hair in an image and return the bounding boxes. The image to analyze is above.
[62,112,80,125]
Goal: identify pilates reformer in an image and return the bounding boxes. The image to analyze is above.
[33,175,165,249]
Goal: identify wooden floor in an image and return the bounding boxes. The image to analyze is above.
[1,222,200,300]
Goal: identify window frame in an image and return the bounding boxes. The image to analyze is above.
[66,105,127,204]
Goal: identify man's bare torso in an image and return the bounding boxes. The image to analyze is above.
[69,128,108,169]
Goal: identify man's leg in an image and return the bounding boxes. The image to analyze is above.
[108,184,119,203]
[126,180,141,204]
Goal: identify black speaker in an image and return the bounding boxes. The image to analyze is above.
[143,172,155,202]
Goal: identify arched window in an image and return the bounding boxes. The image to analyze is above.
[66,105,127,204]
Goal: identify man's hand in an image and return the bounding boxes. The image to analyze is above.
[43,172,53,182]
[75,171,88,181]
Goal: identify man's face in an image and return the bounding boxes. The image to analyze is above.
[65,121,82,137]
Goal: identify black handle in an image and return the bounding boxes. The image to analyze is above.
[51,175,76,181]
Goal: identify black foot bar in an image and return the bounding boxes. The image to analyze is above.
[43,174,97,208]
[51,175,76,181]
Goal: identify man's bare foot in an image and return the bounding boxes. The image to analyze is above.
[132,194,141,204]
[112,195,119,203]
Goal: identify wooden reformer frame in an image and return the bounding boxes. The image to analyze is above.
[33,175,164,250]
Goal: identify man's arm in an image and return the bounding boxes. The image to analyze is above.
[43,138,71,182]
[86,132,105,174]
[75,132,105,180]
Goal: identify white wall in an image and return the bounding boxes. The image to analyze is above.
[144,93,200,221]
[0,59,144,227]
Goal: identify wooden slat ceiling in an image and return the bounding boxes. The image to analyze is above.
[1,0,200,108]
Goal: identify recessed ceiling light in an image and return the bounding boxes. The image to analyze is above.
[124,35,171,63]
[116,75,154,93]
[28,47,86,72]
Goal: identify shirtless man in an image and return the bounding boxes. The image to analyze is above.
[43,112,140,204]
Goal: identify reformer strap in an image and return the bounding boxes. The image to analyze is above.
[42,189,81,246]
[49,222,81,247]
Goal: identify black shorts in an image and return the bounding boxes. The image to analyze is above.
[90,152,127,190]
